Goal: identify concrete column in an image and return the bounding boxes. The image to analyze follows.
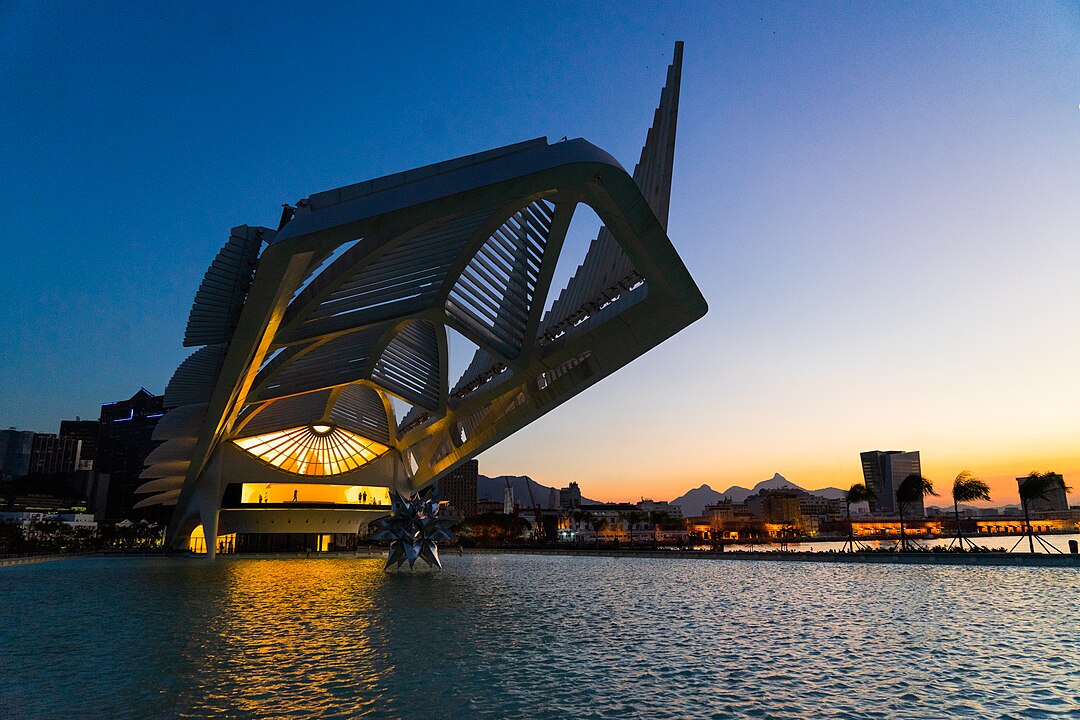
[195,455,224,560]
[198,491,219,560]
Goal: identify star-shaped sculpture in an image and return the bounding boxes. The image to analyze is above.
[371,487,455,569]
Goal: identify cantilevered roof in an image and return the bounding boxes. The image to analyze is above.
[145,43,706,549]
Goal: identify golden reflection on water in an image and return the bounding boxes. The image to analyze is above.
[4,556,1080,719]
[180,558,391,718]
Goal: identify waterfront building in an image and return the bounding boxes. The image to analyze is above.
[685,515,771,542]
[137,44,707,556]
[561,503,652,542]
[700,500,758,538]
[850,517,943,538]
[436,459,478,518]
[798,494,845,523]
[1016,473,1069,512]
[973,512,1080,536]
[860,450,923,515]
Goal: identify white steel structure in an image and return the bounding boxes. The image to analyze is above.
[140,43,706,555]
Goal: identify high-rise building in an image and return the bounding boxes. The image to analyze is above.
[0,429,36,483]
[1016,473,1069,512]
[436,459,478,518]
[29,434,83,475]
[503,485,515,515]
[97,388,165,519]
[60,419,101,470]
[559,481,582,510]
[860,450,923,515]
[763,491,802,524]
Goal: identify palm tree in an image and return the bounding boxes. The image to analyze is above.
[572,510,593,544]
[895,474,937,551]
[843,483,873,552]
[951,471,990,550]
[1016,471,1072,553]
[590,517,608,546]
[618,510,648,546]
[648,510,671,545]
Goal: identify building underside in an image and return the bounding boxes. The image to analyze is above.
[138,42,706,556]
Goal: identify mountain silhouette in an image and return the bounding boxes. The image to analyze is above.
[477,474,599,508]
[670,474,846,515]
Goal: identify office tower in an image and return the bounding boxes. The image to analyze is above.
[97,388,165,519]
[436,459,478,518]
[860,450,923,515]
[60,419,102,469]
[0,429,36,482]
[29,434,83,475]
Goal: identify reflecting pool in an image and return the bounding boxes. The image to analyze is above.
[2,555,1078,719]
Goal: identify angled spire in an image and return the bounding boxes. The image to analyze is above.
[632,41,682,230]
[538,41,684,340]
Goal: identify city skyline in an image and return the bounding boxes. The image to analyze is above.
[3,3,1080,507]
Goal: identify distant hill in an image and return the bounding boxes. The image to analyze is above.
[670,484,725,515]
[670,474,847,515]
[477,474,599,508]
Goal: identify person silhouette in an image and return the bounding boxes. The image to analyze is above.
[293,489,298,502]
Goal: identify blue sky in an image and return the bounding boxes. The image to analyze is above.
[2,2,1078,502]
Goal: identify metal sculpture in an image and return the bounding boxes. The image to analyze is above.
[372,488,454,569]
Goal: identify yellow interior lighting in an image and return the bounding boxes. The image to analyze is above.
[188,525,236,554]
[240,483,391,505]
[233,425,389,476]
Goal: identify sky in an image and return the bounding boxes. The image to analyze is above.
[1,2,1079,506]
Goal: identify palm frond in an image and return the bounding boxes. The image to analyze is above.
[846,483,873,505]
[1019,471,1072,502]
[953,471,991,504]
[896,473,937,505]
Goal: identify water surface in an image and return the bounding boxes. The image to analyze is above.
[2,555,1078,719]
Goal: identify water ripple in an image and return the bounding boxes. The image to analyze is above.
[1,556,1078,719]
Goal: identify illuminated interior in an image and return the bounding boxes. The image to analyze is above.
[233,424,389,476]
[188,525,237,554]
[240,483,391,505]
[188,525,330,553]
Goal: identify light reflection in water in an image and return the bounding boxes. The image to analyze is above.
[184,559,390,718]
[1,555,1078,719]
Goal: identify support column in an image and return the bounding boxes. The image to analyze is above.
[195,455,224,560]
[199,492,219,560]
